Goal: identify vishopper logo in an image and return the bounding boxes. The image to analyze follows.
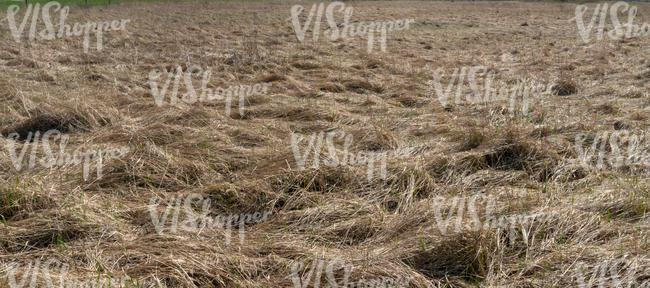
[429,66,553,116]
[148,193,272,245]
[574,131,649,170]
[6,1,130,53]
[290,258,412,288]
[575,256,650,288]
[289,2,414,53]
[430,195,555,245]
[3,129,129,181]
[290,130,413,181]
[148,65,271,116]
[572,2,649,44]
[3,258,148,288]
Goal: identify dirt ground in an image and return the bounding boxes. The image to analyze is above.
[0,1,649,287]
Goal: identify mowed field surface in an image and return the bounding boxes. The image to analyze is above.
[0,1,649,287]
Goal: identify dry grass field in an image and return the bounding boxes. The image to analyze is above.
[0,0,649,287]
